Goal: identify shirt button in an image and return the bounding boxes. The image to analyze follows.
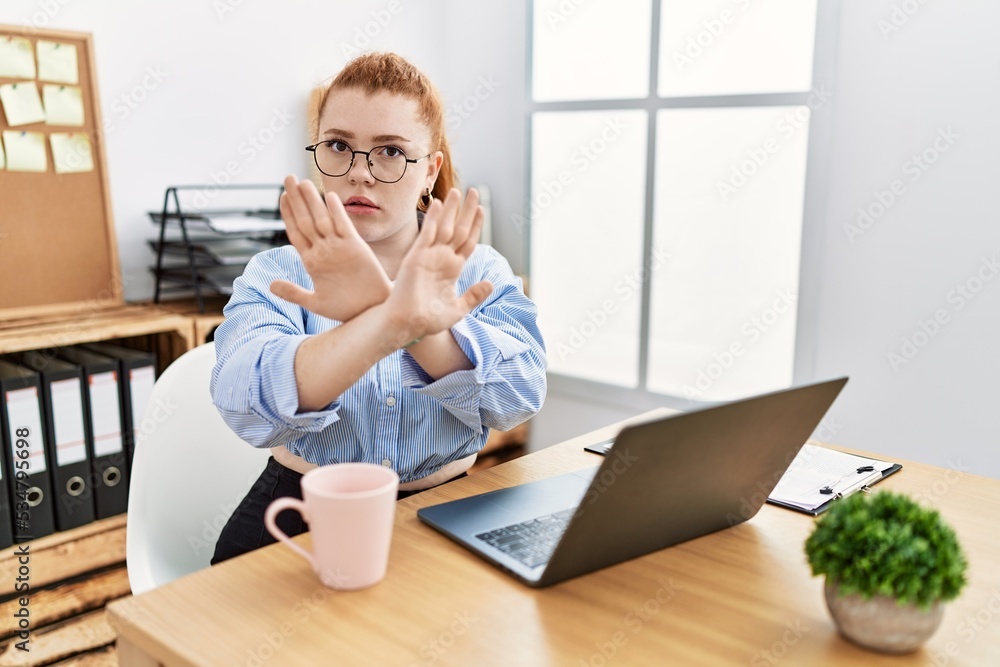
[386,395,396,407]
[381,459,392,467]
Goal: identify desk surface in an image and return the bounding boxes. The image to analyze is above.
[108,410,1000,666]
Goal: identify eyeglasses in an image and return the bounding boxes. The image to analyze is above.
[305,139,430,183]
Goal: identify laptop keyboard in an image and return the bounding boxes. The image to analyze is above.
[475,508,575,568]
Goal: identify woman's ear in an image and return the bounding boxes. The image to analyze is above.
[426,150,444,190]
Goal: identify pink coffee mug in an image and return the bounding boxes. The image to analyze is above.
[264,463,399,590]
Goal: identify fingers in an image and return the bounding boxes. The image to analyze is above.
[461,280,494,312]
[269,279,314,309]
[414,198,442,249]
[325,192,358,239]
[434,188,463,245]
[451,188,480,251]
[279,193,311,250]
[283,174,323,241]
[457,204,484,259]
[299,179,334,237]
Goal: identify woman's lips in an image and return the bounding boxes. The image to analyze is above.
[344,196,379,215]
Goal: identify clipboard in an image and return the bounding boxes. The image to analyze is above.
[766,444,903,515]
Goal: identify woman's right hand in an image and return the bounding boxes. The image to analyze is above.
[269,175,393,322]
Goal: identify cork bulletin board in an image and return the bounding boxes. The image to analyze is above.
[0,25,120,318]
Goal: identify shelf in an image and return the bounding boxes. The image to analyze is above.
[147,237,278,266]
[149,184,285,313]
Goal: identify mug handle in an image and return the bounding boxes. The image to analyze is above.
[264,497,316,570]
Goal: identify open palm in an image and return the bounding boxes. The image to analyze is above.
[385,188,493,340]
[270,175,392,322]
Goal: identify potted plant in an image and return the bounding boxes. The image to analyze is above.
[804,490,968,653]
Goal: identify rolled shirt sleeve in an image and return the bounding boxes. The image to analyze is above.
[399,246,547,434]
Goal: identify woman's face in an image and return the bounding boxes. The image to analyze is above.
[315,88,442,245]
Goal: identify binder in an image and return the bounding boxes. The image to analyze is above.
[53,347,130,519]
[81,342,156,474]
[13,351,98,531]
[0,391,14,549]
[766,444,903,515]
[0,359,57,540]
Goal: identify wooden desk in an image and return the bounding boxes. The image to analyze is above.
[108,410,1000,666]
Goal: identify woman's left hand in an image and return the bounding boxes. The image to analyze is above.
[383,187,493,341]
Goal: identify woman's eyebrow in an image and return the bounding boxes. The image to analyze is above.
[322,128,412,143]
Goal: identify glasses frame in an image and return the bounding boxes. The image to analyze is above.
[305,140,431,183]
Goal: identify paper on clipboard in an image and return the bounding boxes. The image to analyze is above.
[769,444,895,511]
[0,36,36,78]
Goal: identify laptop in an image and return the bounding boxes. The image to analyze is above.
[417,377,848,587]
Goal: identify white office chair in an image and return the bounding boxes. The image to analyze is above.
[125,342,271,595]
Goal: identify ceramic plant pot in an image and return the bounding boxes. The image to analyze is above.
[824,579,944,654]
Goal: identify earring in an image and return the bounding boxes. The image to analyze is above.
[418,187,433,212]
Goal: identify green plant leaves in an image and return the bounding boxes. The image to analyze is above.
[804,491,967,609]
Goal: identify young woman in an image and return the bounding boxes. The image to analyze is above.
[210,53,546,564]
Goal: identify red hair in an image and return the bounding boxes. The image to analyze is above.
[313,53,456,204]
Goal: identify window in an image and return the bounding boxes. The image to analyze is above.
[528,0,826,403]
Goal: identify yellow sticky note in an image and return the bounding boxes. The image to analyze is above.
[2,131,47,172]
[43,84,85,126]
[37,40,78,85]
[50,132,94,174]
[0,83,46,126]
[0,36,36,78]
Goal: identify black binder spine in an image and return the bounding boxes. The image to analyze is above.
[15,351,98,531]
[54,348,130,519]
[0,359,57,541]
[81,342,156,477]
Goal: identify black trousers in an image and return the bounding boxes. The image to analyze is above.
[211,457,465,566]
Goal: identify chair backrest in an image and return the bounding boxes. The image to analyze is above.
[126,342,270,595]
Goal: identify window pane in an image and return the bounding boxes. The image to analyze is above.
[533,0,652,102]
[530,111,648,386]
[659,0,817,97]
[647,107,808,400]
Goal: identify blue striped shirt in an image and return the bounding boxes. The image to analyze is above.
[210,244,547,483]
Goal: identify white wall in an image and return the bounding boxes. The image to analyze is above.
[804,0,1000,478]
[4,1,996,477]
[0,0,528,301]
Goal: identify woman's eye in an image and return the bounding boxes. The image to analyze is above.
[379,146,403,158]
[328,140,350,153]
